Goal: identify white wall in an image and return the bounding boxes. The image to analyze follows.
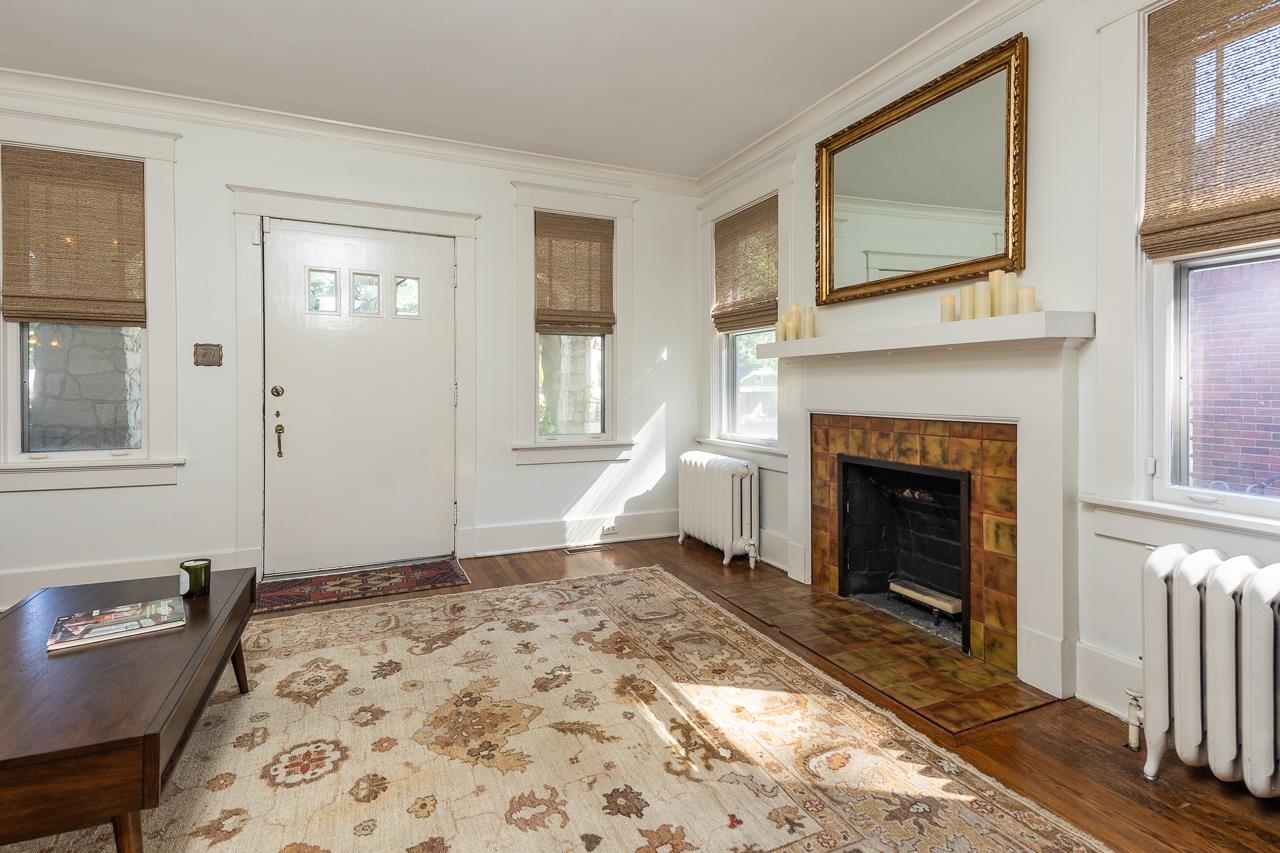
[0,85,700,606]
[700,0,1100,578]
[696,0,1280,716]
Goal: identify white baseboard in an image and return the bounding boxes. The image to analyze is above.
[459,508,678,558]
[0,547,260,611]
[759,528,789,571]
[787,540,808,583]
[1017,625,1072,699]
[1075,640,1141,719]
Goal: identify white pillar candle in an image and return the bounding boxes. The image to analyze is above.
[975,281,992,318]
[959,285,975,320]
[940,295,957,323]
[788,304,800,327]
[1001,278,1019,315]
[1017,286,1037,314]
[785,318,798,340]
[988,270,1005,316]
[776,320,789,342]
[800,307,816,338]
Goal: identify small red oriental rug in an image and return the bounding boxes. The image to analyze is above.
[254,558,469,613]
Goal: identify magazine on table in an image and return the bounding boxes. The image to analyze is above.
[47,596,185,652]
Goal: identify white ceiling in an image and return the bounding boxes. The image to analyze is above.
[0,0,970,177]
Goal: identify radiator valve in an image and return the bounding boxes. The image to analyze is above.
[1124,688,1144,752]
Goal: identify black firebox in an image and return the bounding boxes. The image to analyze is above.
[837,454,970,650]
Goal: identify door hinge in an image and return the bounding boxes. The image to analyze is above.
[251,227,264,246]
[1144,456,1158,476]
[452,501,459,525]
[452,382,459,407]
[452,263,458,288]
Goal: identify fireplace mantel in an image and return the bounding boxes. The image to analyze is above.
[781,324,1087,699]
[759,311,1094,360]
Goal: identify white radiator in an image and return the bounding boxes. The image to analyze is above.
[1142,544,1280,797]
[677,450,759,568]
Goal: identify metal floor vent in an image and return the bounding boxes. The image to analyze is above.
[563,544,613,555]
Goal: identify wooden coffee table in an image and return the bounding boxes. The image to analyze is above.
[0,568,256,852]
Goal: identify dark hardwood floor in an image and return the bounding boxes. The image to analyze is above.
[257,537,1280,853]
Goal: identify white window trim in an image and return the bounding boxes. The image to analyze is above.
[0,110,183,492]
[511,181,636,464]
[699,157,793,453]
[694,435,788,473]
[1149,243,1280,520]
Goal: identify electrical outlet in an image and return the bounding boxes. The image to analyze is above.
[601,524,618,536]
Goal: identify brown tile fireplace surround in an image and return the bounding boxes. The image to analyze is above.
[810,414,1018,673]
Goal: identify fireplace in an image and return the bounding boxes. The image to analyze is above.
[810,415,1018,672]
[838,455,970,651]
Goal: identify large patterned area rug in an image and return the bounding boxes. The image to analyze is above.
[13,568,1106,852]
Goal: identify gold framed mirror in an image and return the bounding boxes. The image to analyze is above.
[816,34,1027,305]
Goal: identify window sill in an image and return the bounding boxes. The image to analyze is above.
[1079,493,1280,539]
[695,437,789,473]
[0,457,186,492]
[511,441,634,466]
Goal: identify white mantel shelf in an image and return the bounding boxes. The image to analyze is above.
[757,311,1095,360]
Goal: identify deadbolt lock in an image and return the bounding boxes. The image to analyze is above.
[270,385,285,397]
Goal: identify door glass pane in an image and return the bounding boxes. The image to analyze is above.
[394,276,420,316]
[22,323,143,452]
[729,328,777,440]
[1181,255,1280,497]
[352,272,381,316]
[537,334,604,436]
[308,268,339,313]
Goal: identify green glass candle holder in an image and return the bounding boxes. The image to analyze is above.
[180,558,211,598]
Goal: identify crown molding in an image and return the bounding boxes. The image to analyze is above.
[0,68,701,196]
[697,0,1045,196]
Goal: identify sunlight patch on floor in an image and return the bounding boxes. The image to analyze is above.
[669,680,976,803]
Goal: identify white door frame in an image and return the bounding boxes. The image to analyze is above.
[230,185,480,581]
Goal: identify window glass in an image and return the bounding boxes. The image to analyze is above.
[22,322,143,452]
[394,276,420,316]
[726,328,777,442]
[1176,254,1280,497]
[352,272,381,316]
[537,334,604,437]
[307,268,338,313]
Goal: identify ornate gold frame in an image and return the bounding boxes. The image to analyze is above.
[816,34,1028,305]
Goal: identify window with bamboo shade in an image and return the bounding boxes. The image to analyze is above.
[1,145,146,326]
[534,211,614,335]
[712,196,778,332]
[1141,0,1280,258]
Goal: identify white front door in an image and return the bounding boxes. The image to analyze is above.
[263,219,455,576]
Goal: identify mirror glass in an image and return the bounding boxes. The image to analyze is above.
[831,71,1007,288]
[816,34,1026,304]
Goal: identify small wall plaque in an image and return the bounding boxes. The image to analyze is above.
[193,343,223,367]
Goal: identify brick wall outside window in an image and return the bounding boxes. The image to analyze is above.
[1185,257,1280,497]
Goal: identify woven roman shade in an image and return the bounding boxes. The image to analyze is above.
[712,195,778,332]
[534,211,615,335]
[2,146,146,326]
[1141,0,1280,258]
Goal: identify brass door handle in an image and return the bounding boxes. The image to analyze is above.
[274,424,285,457]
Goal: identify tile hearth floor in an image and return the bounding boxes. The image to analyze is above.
[715,581,1054,733]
